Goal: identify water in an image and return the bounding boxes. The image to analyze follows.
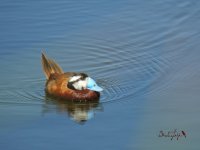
[0,0,200,149]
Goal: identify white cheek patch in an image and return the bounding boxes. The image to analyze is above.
[73,80,87,90]
[69,75,81,82]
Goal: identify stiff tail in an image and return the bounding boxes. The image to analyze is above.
[41,53,64,79]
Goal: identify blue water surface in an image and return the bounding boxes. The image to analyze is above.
[0,0,200,149]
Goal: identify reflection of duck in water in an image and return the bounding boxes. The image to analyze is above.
[43,97,103,123]
[41,53,103,101]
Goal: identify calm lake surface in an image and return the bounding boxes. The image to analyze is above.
[0,0,200,149]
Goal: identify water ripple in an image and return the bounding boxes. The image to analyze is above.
[0,42,172,106]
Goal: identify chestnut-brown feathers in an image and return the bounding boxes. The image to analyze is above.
[41,53,100,101]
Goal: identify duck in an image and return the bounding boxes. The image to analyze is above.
[41,53,103,101]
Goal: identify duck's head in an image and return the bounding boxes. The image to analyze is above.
[68,73,103,92]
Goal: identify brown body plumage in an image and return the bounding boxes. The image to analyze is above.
[41,53,100,101]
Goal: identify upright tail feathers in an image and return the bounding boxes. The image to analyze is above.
[41,53,64,79]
